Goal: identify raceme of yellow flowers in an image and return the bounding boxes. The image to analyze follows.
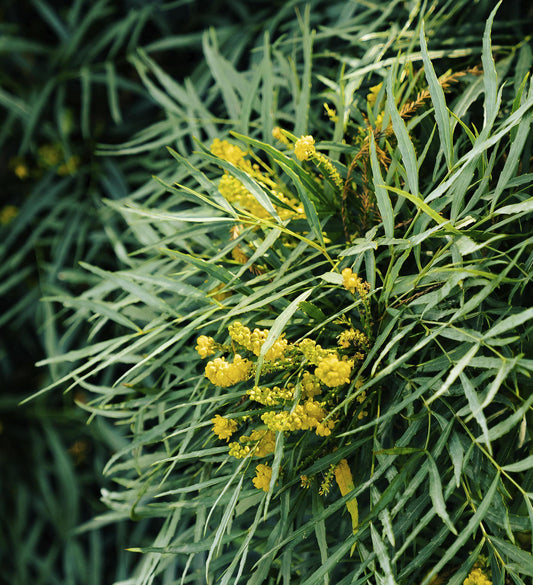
[211,132,349,221]
[210,138,303,219]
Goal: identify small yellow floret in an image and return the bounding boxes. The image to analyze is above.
[315,354,353,387]
[272,127,290,145]
[324,103,338,122]
[211,415,238,441]
[57,155,80,176]
[337,328,369,361]
[228,322,288,361]
[14,164,29,179]
[294,135,316,161]
[252,463,273,492]
[195,335,216,358]
[300,475,311,489]
[463,568,492,585]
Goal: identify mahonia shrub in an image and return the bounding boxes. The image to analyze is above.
[40,4,533,585]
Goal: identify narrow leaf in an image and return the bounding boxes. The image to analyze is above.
[421,472,500,585]
[387,71,419,198]
[420,22,452,169]
[427,454,457,534]
[370,134,394,238]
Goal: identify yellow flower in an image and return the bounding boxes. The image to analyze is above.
[373,112,384,131]
[38,143,62,167]
[261,400,335,436]
[463,568,491,585]
[249,328,288,360]
[211,415,238,441]
[315,354,353,388]
[239,429,276,457]
[367,82,383,107]
[337,328,369,360]
[300,475,311,489]
[341,268,371,297]
[210,138,248,168]
[294,135,316,161]
[218,172,269,218]
[195,335,216,358]
[301,371,322,398]
[230,322,289,361]
[228,321,252,347]
[14,163,29,179]
[319,464,335,495]
[247,385,293,406]
[229,441,251,458]
[204,354,252,387]
[0,205,19,225]
[298,338,328,365]
[57,155,80,176]
[272,126,290,145]
[252,463,273,492]
[323,103,338,122]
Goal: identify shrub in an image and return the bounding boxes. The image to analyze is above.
[30,1,533,584]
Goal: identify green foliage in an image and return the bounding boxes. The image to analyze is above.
[1,1,340,582]
[5,0,533,584]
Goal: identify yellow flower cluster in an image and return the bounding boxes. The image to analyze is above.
[204,354,252,387]
[195,335,216,358]
[298,338,329,365]
[293,134,342,188]
[261,399,335,436]
[315,354,354,388]
[229,321,288,361]
[228,441,251,458]
[341,268,371,297]
[38,143,80,176]
[252,463,273,492]
[211,415,238,441]
[229,429,276,458]
[337,328,368,351]
[197,318,371,493]
[319,464,336,495]
[210,137,250,168]
[218,172,270,218]
[212,139,302,220]
[247,385,294,406]
[463,568,491,585]
[301,371,322,398]
[294,135,316,161]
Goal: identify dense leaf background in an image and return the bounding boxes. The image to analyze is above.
[1,1,532,584]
